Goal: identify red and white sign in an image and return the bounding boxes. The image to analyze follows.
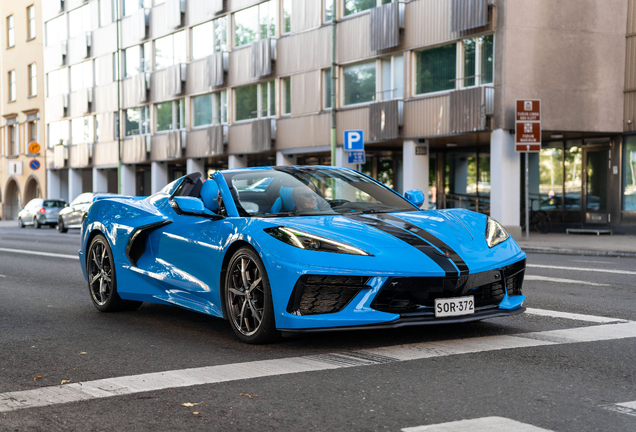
[515,99,541,152]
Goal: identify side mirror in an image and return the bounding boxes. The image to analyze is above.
[171,196,221,219]
[404,190,425,208]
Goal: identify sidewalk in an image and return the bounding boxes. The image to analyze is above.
[516,231,636,257]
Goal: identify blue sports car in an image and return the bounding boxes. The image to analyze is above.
[79,166,526,344]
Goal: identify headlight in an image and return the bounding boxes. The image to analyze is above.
[485,217,509,248]
[265,227,373,256]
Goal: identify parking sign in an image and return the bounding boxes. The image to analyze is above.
[344,130,364,151]
[347,151,366,164]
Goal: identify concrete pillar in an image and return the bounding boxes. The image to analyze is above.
[228,155,247,169]
[402,140,429,208]
[93,168,108,193]
[455,158,469,194]
[187,158,206,177]
[335,147,357,169]
[47,170,61,199]
[120,164,136,196]
[490,129,521,239]
[276,152,297,166]
[68,169,83,202]
[151,161,169,194]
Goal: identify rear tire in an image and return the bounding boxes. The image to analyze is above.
[33,217,41,229]
[87,234,143,312]
[224,247,280,344]
[58,219,68,233]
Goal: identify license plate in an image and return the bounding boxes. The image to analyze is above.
[435,296,475,318]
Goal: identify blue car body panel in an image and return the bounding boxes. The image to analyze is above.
[79,167,526,332]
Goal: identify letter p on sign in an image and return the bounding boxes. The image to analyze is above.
[344,130,364,151]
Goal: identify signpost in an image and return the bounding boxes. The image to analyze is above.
[344,130,365,170]
[515,100,541,239]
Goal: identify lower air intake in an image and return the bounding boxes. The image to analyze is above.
[287,275,370,315]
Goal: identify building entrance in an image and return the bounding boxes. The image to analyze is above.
[583,146,610,224]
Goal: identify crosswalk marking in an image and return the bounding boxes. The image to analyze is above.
[2,321,636,413]
[527,264,636,276]
[603,400,636,417]
[0,247,78,260]
[524,308,627,324]
[402,416,554,431]
[524,275,609,287]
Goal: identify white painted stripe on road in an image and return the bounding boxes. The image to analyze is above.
[524,275,609,287]
[524,308,626,324]
[402,416,554,431]
[2,322,636,413]
[527,264,636,276]
[569,259,614,265]
[0,247,78,260]
[603,400,636,417]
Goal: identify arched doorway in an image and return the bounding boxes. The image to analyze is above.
[4,178,21,220]
[24,175,41,203]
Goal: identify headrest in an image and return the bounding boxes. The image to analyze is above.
[200,180,219,212]
[279,186,295,210]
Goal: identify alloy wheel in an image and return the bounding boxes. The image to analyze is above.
[227,255,265,336]
[88,239,113,307]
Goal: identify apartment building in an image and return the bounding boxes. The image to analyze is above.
[0,1,45,220]
[39,0,634,234]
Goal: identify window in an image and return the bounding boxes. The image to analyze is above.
[155,31,186,70]
[235,81,275,121]
[233,1,275,48]
[323,69,332,109]
[47,68,69,97]
[71,116,94,144]
[45,16,66,47]
[123,0,151,16]
[282,0,292,34]
[7,15,14,48]
[99,0,112,27]
[28,120,38,146]
[7,124,17,156]
[29,64,37,97]
[124,43,151,77]
[94,116,100,142]
[414,43,456,95]
[27,6,36,39]
[192,91,227,127]
[68,5,91,39]
[154,0,165,4]
[344,0,380,16]
[281,77,291,115]
[48,120,69,147]
[480,35,494,85]
[460,35,494,87]
[8,71,16,102]
[324,0,334,23]
[191,17,227,60]
[624,136,636,211]
[343,61,376,106]
[155,99,184,132]
[380,54,403,100]
[70,61,93,92]
[125,106,150,136]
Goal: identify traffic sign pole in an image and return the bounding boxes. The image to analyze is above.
[515,100,541,240]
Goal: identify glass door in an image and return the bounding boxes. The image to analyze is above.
[582,147,610,223]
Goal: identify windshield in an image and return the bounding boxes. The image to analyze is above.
[222,167,418,217]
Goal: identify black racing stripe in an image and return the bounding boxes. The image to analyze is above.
[345,214,458,277]
[373,214,470,276]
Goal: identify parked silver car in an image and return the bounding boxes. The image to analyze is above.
[58,192,110,233]
[18,199,67,229]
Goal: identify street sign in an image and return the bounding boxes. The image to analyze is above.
[28,141,41,154]
[29,159,41,170]
[347,151,365,164]
[515,99,541,152]
[344,130,364,151]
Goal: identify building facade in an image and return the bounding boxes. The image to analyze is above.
[0,0,45,220]
[37,0,635,234]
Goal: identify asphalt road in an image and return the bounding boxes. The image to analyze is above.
[1,222,635,431]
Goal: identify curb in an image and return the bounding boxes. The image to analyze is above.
[521,246,636,258]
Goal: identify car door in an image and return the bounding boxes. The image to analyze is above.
[67,193,92,227]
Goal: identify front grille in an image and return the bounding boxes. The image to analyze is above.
[287,275,370,315]
[371,259,525,314]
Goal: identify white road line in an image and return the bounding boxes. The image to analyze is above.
[524,308,626,324]
[524,275,609,287]
[527,264,636,276]
[402,416,554,431]
[2,322,636,413]
[0,247,78,260]
[569,259,614,265]
[603,400,636,417]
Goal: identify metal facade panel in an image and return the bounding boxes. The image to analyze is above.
[67,35,88,66]
[165,0,183,30]
[151,132,181,161]
[404,0,453,49]
[370,2,400,52]
[291,0,321,33]
[94,83,119,113]
[338,14,371,64]
[92,24,117,59]
[44,95,66,123]
[187,58,208,94]
[250,39,273,79]
[43,0,63,22]
[43,43,66,73]
[227,0,262,12]
[123,74,148,108]
[227,123,253,154]
[291,71,320,115]
[93,141,119,166]
[251,119,273,152]
[54,145,67,168]
[45,149,55,170]
[626,36,636,91]
[95,53,114,87]
[187,0,225,27]
[450,0,487,33]
[403,95,451,137]
[96,112,115,143]
[276,27,331,75]
[121,136,148,164]
[337,107,370,145]
[628,0,636,34]
[276,113,331,150]
[208,52,226,87]
[69,144,90,168]
[185,126,224,157]
[122,9,149,48]
[369,100,400,141]
[626,92,636,132]
[450,86,486,133]
[227,47,253,86]
[164,64,184,97]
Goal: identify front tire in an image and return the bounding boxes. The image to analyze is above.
[58,218,68,233]
[87,234,142,312]
[224,247,280,344]
[18,217,24,228]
